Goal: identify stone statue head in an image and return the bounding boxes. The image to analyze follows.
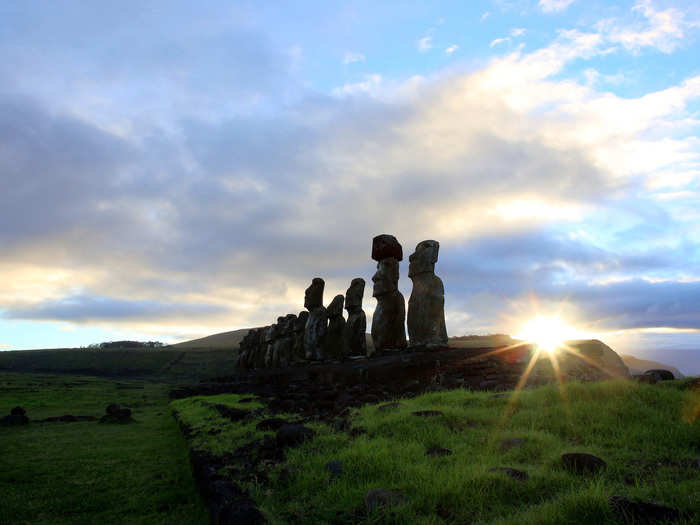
[327,294,345,317]
[284,314,297,334]
[372,257,399,297]
[265,323,276,342]
[408,240,439,278]
[295,310,309,331]
[345,278,365,312]
[304,277,325,309]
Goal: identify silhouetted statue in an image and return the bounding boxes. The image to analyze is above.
[371,235,407,353]
[304,278,328,360]
[254,326,269,368]
[265,320,282,367]
[344,278,367,356]
[293,311,309,361]
[276,314,296,367]
[325,294,346,359]
[408,240,448,347]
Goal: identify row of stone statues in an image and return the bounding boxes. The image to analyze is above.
[236,234,447,369]
[236,277,367,368]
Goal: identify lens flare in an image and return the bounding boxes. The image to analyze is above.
[516,315,577,353]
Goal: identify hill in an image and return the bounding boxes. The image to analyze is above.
[170,328,255,350]
[620,354,683,378]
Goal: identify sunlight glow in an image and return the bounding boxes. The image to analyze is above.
[516,315,580,353]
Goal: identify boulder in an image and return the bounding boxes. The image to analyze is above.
[561,452,606,474]
[609,495,682,523]
[276,424,316,448]
[644,369,675,381]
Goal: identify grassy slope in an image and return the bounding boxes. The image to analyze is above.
[172,379,700,524]
[0,347,240,381]
[170,328,253,349]
[0,373,207,525]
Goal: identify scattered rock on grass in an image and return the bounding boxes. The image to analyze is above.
[412,410,443,417]
[609,495,682,523]
[256,418,289,431]
[325,460,343,480]
[500,438,524,451]
[426,446,453,457]
[100,404,133,423]
[644,369,675,381]
[488,467,529,481]
[213,404,250,422]
[365,489,405,513]
[1,406,29,425]
[561,452,606,474]
[275,424,316,448]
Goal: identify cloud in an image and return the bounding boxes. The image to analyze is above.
[481,12,491,22]
[490,28,526,49]
[0,343,11,350]
[332,74,382,96]
[1,5,699,349]
[343,51,365,64]
[3,295,228,322]
[539,0,575,13]
[596,0,694,54]
[444,45,459,55]
[417,35,433,52]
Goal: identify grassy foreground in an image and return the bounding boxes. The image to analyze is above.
[0,373,207,525]
[173,379,700,524]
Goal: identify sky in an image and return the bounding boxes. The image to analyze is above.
[1,1,699,374]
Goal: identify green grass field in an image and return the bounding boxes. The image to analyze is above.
[172,379,700,524]
[0,347,240,381]
[0,373,207,525]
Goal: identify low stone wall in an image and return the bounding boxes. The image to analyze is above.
[172,343,628,420]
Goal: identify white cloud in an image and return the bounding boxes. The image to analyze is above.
[539,0,575,13]
[417,35,433,52]
[2,6,700,345]
[331,74,382,96]
[490,37,510,47]
[481,11,490,22]
[444,44,459,55]
[0,343,12,349]
[511,28,526,37]
[343,51,365,64]
[596,0,691,54]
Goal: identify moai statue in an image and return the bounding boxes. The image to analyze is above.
[270,316,286,367]
[343,278,367,357]
[237,330,251,369]
[277,313,297,367]
[371,234,407,352]
[264,321,280,368]
[246,328,261,368]
[254,327,269,368]
[304,277,328,360]
[408,240,448,348]
[324,295,346,359]
[293,311,309,361]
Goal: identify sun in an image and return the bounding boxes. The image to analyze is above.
[516,315,577,353]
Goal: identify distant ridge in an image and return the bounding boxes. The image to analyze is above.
[170,328,257,350]
[620,354,683,378]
